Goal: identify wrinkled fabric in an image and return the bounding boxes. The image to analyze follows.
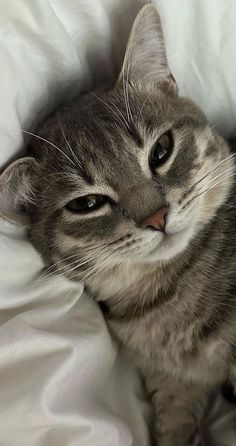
[0,1,236,445]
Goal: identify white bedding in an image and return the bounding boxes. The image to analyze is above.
[0,1,236,445]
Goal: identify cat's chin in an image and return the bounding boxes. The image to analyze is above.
[142,225,195,263]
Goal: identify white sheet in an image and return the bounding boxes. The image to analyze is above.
[0,1,236,445]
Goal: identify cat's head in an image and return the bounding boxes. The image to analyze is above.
[0,5,234,286]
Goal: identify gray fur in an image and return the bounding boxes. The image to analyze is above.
[1,5,236,446]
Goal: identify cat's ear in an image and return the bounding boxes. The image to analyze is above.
[119,4,177,95]
[0,157,38,226]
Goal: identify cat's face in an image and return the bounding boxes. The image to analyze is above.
[0,5,234,286]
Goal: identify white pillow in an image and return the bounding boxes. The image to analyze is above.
[0,1,236,446]
[155,0,236,139]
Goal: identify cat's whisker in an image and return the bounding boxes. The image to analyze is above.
[204,166,235,189]
[59,244,118,278]
[89,92,128,130]
[40,234,136,282]
[188,165,236,202]
[104,96,130,128]
[186,176,234,205]
[57,115,85,171]
[178,172,235,214]
[210,120,223,131]
[79,246,131,284]
[139,94,149,121]
[40,232,139,281]
[39,244,114,281]
[179,175,234,215]
[77,240,139,284]
[184,153,236,197]
[21,129,76,166]
[222,204,236,211]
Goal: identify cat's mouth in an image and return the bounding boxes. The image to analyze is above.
[143,225,193,261]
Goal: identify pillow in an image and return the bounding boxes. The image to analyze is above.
[154,0,236,139]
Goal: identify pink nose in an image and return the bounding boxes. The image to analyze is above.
[141,207,168,232]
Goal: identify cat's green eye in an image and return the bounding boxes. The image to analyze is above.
[66,194,107,214]
[149,131,173,170]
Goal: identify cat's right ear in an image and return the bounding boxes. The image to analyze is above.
[0,157,38,227]
[119,4,177,95]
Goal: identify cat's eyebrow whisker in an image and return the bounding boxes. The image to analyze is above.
[104,96,130,129]
[57,116,85,172]
[139,94,149,121]
[21,129,76,166]
[184,153,236,196]
[89,92,128,130]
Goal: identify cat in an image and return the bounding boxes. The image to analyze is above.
[1,4,236,446]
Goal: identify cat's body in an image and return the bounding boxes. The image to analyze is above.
[1,5,236,446]
[93,199,236,444]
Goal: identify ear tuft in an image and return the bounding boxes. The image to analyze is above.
[0,157,38,226]
[119,4,177,94]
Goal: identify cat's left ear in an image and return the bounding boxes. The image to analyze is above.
[119,4,177,95]
[0,157,38,227]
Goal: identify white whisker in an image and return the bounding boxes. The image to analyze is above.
[57,115,85,171]
[206,166,235,188]
[188,175,235,203]
[40,244,113,281]
[185,153,236,196]
[89,92,128,130]
[139,94,149,121]
[21,129,76,166]
[79,242,138,284]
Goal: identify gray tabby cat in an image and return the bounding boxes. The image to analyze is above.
[1,4,236,445]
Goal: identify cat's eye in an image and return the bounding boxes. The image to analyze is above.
[66,194,107,214]
[149,131,173,170]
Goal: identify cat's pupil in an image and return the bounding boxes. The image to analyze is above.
[150,132,172,170]
[66,195,105,213]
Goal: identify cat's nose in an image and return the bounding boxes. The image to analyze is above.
[141,207,168,232]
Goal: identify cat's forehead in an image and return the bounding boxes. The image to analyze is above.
[34,86,207,193]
